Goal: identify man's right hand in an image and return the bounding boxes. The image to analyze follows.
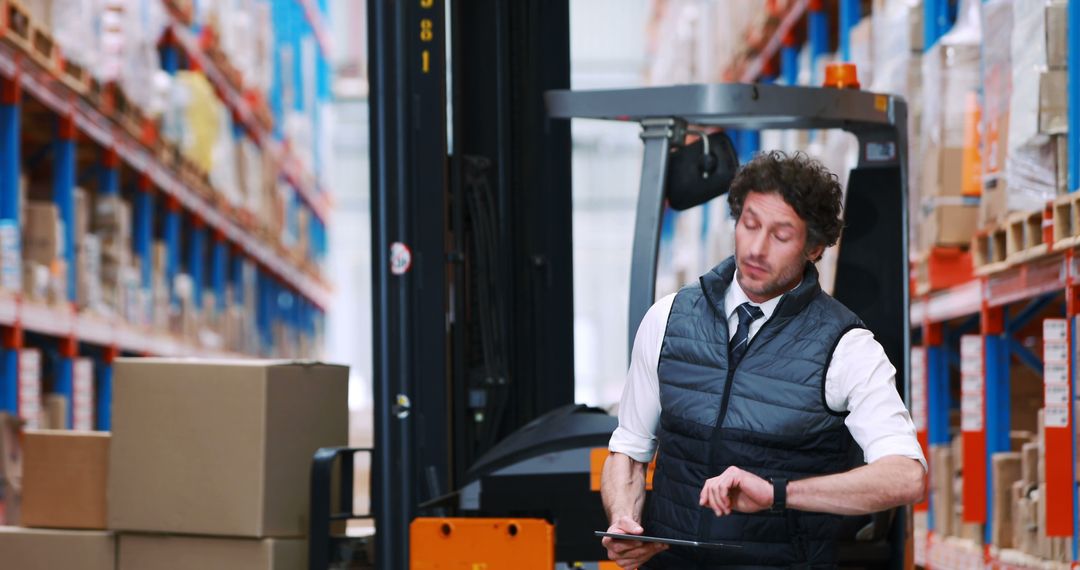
[601,515,667,570]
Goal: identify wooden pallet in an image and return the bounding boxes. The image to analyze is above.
[973,224,1009,276]
[1051,191,1080,250]
[1,0,56,72]
[1004,208,1052,266]
[57,56,90,95]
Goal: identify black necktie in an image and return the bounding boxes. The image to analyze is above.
[729,302,765,370]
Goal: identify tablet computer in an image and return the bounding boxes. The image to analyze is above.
[595,531,741,550]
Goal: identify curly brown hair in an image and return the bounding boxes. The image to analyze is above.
[727,150,844,252]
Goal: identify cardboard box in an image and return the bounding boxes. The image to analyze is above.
[0,526,114,569]
[1021,442,1039,486]
[118,534,305,570]
[41,393,67,431]
[1038,71,1067,136]
[22,201,61,266]
[0,413,22,526]
[919,202,979,250]
[921,146,967,198]
[22,430,109,530]
[108,359,349,537]
[1011,480,1035,554]
[991,452,1021,548]
[930,445,954,537]
[1045,2,1067,70]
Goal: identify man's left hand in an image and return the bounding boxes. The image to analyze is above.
[698,466,773,516]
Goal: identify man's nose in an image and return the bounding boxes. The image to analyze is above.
[749,229,769,258]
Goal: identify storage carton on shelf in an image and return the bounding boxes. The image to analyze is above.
[107,359,348,537]
[0,413,23,526]
[990,452,1021,548]
[21,430,109,530]
[118,533,306,570]
[0,526,115,570]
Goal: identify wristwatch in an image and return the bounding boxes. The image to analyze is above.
[769,477,788,513]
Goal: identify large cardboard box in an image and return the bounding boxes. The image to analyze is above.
[0,413,22,526]
[0,526,115,570]
[108,359,349,537]
[930,445,954,537]
[22,201,61,266]
[22,430,109,529]
[919,202,979,250]
[1038,71,1067,136]
[990,452,1021,548]
[118,533,305,570]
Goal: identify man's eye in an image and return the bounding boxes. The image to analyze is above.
[775,234,791,243]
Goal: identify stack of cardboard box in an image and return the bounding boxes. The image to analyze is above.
[0,359,349,569]
[916,29,982,252]
[21,201,65,305]
[980,0,1068,227]
[92,195,133,317]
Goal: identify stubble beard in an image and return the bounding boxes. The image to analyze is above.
[737,257,806,300]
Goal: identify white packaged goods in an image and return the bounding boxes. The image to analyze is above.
[73,357,95,431]
[19,349,42,429]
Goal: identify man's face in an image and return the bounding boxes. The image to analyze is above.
[734,191,823,303]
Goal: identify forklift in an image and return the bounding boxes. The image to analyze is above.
[308,2,911,568]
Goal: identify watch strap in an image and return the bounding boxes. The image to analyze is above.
[770,477,788,512]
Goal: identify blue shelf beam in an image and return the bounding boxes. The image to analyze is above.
[924,0,956,51]
[189,218,206,310]
[134,176,154,292]
[54,115,76,302]
[0,77,20,223]
[807,0,829,84]
[839,0,861,62]
[211,230,227,314]
[165,197,181,308]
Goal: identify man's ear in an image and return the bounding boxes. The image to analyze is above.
[806,243,825,263]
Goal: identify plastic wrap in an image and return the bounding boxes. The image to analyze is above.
[1009,0,1067,151]
[981,0,1012,178]
[51,0,99,77]
[870,0,921,96]
[209,108,241,207]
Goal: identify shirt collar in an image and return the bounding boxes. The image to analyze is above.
[724,270,786,321]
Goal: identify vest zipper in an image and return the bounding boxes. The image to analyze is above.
[697,307,782,544]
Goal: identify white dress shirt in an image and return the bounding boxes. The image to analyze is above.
[609,272,927,471]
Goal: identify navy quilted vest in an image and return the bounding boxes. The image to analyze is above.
[643,256,865,569]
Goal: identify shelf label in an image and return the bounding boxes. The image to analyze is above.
[961,392,983,431]
[1044,342,1069,364]
[1044,318,1069,343]
[1045,403,1069,428]
[1045,383,1070,406]
[960,335,984,432]
[1045,362,1069,385]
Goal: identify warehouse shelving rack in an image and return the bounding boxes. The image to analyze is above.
[725,0,1080,566]
[0,1,332,432]
[907,0,1080,566]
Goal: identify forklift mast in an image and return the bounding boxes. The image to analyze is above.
[366,1,573,567]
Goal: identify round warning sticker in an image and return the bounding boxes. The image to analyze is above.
[390,242,412,275]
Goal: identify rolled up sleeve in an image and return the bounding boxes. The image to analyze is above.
[608,294,674,464]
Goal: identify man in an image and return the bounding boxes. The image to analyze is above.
[600,151,926,569]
